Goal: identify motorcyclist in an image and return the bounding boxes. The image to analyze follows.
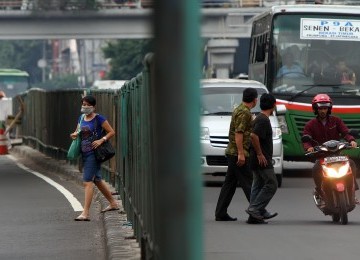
[302,94,359,201]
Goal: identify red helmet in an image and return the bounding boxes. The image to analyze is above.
[312,94,332,115]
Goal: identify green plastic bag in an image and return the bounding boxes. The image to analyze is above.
[67,115,84,160]
[67,137,81,160]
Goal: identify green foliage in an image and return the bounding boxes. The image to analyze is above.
[0,40,43,84]
[102,39,153,80]
[33,74,80,90]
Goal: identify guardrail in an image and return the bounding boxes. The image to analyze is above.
[0,0,23,9]
[3,0,358,11]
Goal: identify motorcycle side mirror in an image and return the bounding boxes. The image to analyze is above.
[349,129,359,138]
[301,135,313,143]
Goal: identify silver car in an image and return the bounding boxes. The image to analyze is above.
[200,79,285,187]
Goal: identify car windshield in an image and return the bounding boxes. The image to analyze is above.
[200,86,267,115]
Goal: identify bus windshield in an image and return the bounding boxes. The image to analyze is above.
[270,14,360,98]
[0,71,30,98]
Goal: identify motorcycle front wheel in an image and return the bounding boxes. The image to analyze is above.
[338,192,348,225]
[332,214,340,223]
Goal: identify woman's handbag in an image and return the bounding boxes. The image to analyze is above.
[67,115,84,161]
[93,114,115,163]
[94,140,115,163]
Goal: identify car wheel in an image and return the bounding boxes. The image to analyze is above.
[276,174,282,188]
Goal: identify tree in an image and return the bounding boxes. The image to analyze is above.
[102,39,153,80]
[0,40,43,84]
[33,74,80,90]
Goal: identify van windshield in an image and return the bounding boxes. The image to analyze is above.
[201,86,266,115]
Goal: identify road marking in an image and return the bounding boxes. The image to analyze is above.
[7,155,83,212]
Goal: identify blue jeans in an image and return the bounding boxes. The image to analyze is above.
[82,152,102,182]
[249,168,278,214]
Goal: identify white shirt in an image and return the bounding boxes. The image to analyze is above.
[0,97,13,122]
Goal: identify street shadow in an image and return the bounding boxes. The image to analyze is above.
[269,219,360,226]
[283,168,312,178]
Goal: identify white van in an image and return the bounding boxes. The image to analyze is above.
[200,79,285,187]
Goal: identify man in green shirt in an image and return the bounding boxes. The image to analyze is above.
[215,88,258,221]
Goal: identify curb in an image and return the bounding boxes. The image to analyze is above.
[10,145,141,260]
[97,193,141,260]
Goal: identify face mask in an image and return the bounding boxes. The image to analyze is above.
[81,106,94,115]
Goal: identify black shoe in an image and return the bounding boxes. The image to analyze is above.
[246,217,268,224]
[263,211,278,220]
[245,209,264,220]
[215,214,237,221]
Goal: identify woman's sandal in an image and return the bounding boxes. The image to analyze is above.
[101,205,120,213]
[74,215,90,221]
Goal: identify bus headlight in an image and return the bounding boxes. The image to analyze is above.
[200,127,210,140]
[277,115,288,134]
[272,127,282,140]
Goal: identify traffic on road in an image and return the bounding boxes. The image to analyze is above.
[204,172,360,260]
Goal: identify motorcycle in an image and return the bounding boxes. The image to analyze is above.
[301,134,358,225]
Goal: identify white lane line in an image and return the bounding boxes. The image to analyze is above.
[7,155,83,212]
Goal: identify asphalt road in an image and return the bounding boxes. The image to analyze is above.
[4,150,360,260]
[204,170,360,260]
[0,155,106,260]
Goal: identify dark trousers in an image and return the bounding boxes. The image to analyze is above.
[215,155,253,218]
[248,168,278,213]
[313,158,358,190]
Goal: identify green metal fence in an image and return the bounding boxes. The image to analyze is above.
[116,53,154,257]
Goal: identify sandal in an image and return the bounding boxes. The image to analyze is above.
[101,205,120,213]
[74,215,90,221]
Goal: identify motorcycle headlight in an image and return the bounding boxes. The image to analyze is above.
[322,162,350,178]
[200,127,210,140]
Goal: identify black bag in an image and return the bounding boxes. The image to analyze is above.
[93,114,115,163]
[94,140,115,163]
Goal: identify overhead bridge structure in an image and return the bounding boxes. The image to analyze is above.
[0,8,265,39]
[0,8,266,78]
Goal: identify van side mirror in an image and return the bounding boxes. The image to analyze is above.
[276,104,286,115]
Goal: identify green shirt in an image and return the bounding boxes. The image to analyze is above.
[225,103,252,157]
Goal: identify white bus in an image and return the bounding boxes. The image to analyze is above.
[248,4,360,161]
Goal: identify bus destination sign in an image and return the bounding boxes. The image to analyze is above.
[300,18,360,41]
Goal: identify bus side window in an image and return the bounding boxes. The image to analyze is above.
[255,42,265,62]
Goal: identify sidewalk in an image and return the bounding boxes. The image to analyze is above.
[10,145,141,260]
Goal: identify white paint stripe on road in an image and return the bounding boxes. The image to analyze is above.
[7,155,83,212]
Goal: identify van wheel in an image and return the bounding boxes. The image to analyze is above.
[276,175,282,188]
